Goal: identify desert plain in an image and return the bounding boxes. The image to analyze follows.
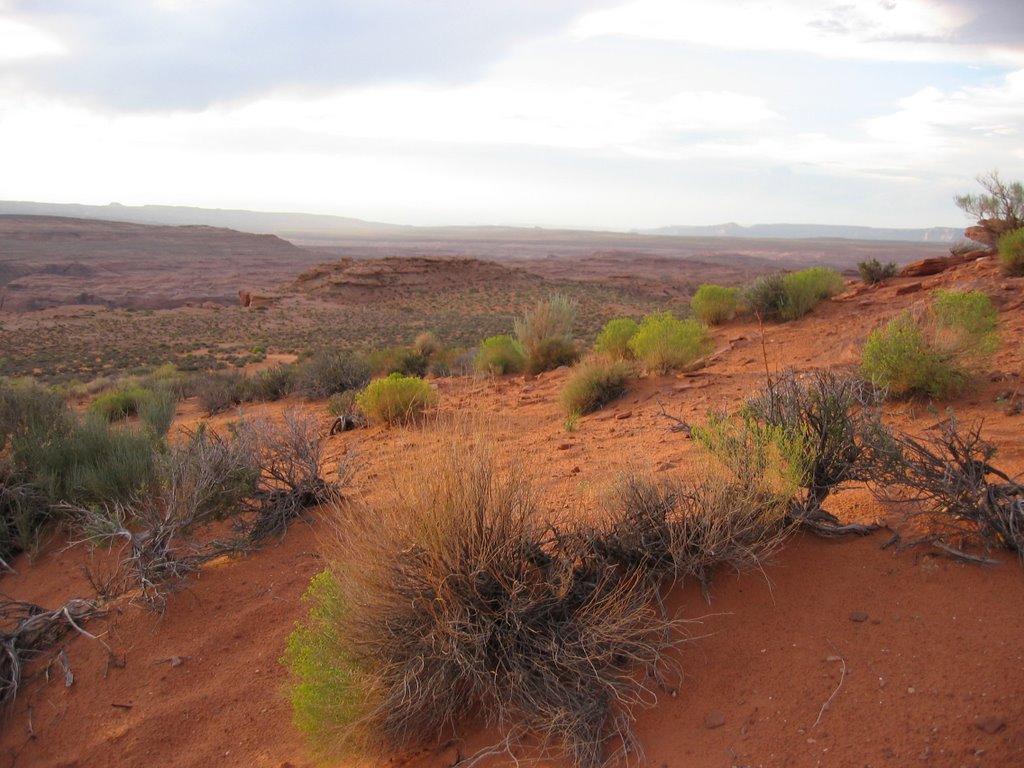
[1,213,1022,768]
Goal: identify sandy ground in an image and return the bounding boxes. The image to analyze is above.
[2,255,1022,768]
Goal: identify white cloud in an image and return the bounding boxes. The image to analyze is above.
[572,0,1023,65]
[0,16,66,60]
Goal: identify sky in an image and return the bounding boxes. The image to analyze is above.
[1,0,1023,230]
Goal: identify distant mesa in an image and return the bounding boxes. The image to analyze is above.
[288,256,534,302]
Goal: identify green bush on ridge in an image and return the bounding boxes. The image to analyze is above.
[628,312,712,374]
[861,289,999,399]
[998,228,1024,276]
[560,358,631,416]
[356,374,437,426]
[593,317,639,359]
[690,285,741,325]
[474,335,525,375]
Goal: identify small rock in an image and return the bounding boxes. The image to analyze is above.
[570,466,581,474]
[849,611,869,622]
[615,410,632,420]
[895,282,924,295]
[557,443,573,451]
[973,716,1006,735]
[704,710,726,729]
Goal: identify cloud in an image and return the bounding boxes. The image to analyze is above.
[866,68,1024,151]
[572,0,1024,65]
[0,0,614,109]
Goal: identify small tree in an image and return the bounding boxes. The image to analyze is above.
[954,171,1024,229]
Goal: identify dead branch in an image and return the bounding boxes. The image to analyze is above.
[1,598,106,713]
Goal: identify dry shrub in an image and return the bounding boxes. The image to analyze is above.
[72,411,338,605]
[593,470,792,597]
[1,598,106,713]
[868,416,1024,557]
[514,294,580,374]
[287,437,682,768]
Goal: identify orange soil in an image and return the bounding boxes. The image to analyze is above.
[2,256,1022,768]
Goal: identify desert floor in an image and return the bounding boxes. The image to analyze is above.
[2,255,1023,768]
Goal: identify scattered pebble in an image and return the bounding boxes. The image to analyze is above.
[704,710,726,729]
[973,716,1006,735]
[615,410,632,420]
[849,611,869,623]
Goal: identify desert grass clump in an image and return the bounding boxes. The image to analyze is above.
[861,289,999,399]
[474,334,525,375]
[998,228,1024,276]
[560,359,631,417]
[628,312,712,374]
[514,294,580,374]
[286,439,679,768]
[356,374,437,426]
[690,285,741,325]
[857,258,899,284]
[296,350,371,400]
[593,317,639,359]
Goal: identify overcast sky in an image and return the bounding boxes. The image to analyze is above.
[1,0,1022,229]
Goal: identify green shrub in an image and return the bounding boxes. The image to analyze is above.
[861,290,998,398]
[356,374,437,426]
[474,335,525,375]
[593,318,639,359]
[365,347,429,378]
[998,228,1024,276]
[282,570,367,761]
[931,288,999,339]
[0,379,68,453]
[138,387,177,439]
[742,274,787,320]
[195,371,252,414]
[140,363,194,399]
[524,336,578,375]
[861,314,955,398]
[1,463,49,564]
[250,364,297,401]
[690,285,741,325]
[780,267,845,321]
[89,383,150,421]
[327,390,358,418]
[560,359,631,416]
[857,258,898,284]
[17,415,157,507]
[627,312,713,374]
[514,294,579,374]
[297,350,371,399]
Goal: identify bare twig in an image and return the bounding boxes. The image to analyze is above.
[813,642,847,728]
